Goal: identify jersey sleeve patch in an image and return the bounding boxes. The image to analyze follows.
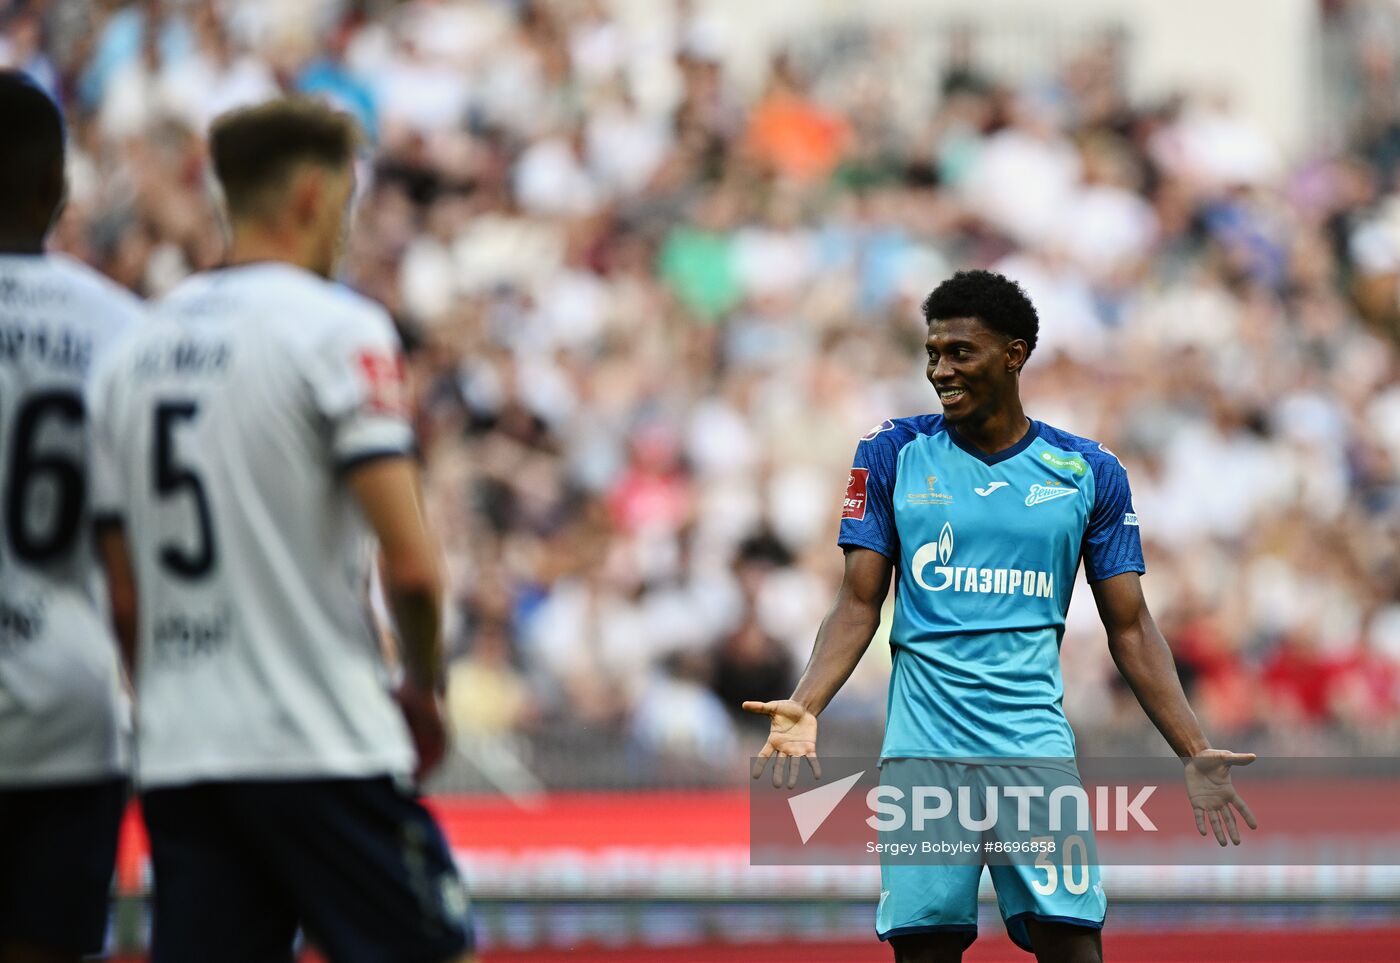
[355,349,409,417]
[300,303,416,463]
[838,419,907,558]
[842,468,869,520]
[860,420,895,442]
[1082,450,1146,581]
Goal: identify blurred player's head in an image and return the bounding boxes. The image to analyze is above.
[209,98,361,278]
[921,270,1039,426]
[0,70,65,252]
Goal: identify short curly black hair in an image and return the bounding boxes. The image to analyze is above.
[921,270,1039,359]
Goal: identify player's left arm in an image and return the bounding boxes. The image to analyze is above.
[1091,569,1258,845]
[1090,572,1208,758]
[1083,448,1257,845]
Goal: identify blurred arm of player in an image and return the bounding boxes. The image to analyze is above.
[348,457,448,783]
[743,546,892,788]
[1092,571,1258,846]
[96,522,138,674]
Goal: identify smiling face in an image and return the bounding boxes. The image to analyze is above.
[925,316,1028,426]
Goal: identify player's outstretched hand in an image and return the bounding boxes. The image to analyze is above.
[395,681,449,783]
[1183,749,1258,846]
[742,699,821,789]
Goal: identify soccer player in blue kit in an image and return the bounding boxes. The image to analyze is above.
[745,271,1256,963]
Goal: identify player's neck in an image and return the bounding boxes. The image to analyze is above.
[950,401,1030,456]
[0,234,46,255]
[225,226,318,275]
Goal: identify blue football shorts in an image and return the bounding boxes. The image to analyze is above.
[874,758,1106,952]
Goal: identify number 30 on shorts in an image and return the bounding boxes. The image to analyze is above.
[1031,834,1090,895]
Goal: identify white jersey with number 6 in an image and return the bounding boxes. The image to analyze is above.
[89,263,417,788]
[0,253,140,786]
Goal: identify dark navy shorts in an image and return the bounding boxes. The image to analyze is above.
[0,777,127,955]
[142,776,474,963]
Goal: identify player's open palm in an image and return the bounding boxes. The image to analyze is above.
[1184,749,1258,846]
[743,699,821,788]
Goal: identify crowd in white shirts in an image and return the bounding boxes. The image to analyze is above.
[6,0,1400,776]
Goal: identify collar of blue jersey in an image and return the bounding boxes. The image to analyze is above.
[944,418,1041,465]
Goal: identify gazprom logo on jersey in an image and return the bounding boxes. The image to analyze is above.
[911,522,1055,598]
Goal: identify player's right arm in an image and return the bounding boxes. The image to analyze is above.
[744,547,891,787]
[746,426,900,787]
[304,297,449,780]
[348,456,448,781]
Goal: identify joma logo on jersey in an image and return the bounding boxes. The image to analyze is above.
[911,522,1055,598]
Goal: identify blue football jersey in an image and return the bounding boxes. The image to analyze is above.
[838,416,1144,759]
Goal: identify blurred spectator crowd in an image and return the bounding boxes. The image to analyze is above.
[5,0,1400,780]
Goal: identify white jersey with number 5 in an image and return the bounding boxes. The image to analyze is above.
[0,253,140,786]
[89,263,417,788]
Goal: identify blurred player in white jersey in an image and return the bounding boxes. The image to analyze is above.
[0,71,140,963]
[89,98,474,963]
